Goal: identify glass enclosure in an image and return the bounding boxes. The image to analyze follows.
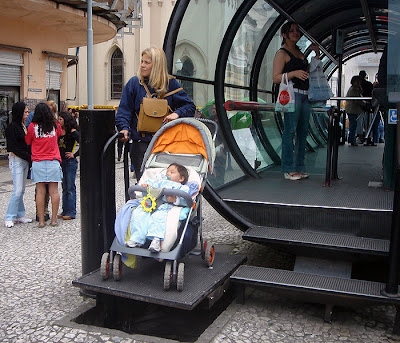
[168,0,388,191]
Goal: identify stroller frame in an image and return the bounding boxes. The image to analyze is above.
[101,118,217,291]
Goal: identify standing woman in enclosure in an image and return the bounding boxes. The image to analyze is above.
[273,21,320,181]
[57,112,79,220]
[116,47,196,181]
[25,103,63,228]
[4,102,32,228]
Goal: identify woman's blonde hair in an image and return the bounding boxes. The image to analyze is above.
[137,47,173,97]
[46,100,58,118]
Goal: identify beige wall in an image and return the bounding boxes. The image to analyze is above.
[67,1,175,108]
[0,0,118,110]
[0,15,68,103]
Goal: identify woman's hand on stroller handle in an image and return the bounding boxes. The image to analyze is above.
[118,129,129,142]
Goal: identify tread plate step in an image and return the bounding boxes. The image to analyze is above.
[243,226,389,255]
[231,265,400,303]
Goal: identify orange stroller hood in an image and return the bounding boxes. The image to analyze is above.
[141,118,215,172]
[151,123,208,160]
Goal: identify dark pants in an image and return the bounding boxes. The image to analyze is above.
[117,140,124,160]
[130,140,150,181]
[61,158,78,218]
[347,113,358,144]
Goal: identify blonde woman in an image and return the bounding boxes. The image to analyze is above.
[46,100,58,119]
[116,47,195,180]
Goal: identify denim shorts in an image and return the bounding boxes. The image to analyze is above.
[31,160,63,183]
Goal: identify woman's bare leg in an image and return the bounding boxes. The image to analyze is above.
[36,183,46,226]
[48,182,60,225]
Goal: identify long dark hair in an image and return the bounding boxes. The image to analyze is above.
[32,102,57,135]
[11,101,26,124]
[58,111,78,136]
[281,21,300,46]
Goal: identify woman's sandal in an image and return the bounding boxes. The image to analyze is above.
[37,223,46,228]
[51,222,58,227]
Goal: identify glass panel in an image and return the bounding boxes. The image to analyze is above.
[174,0,244,83]
[226,1,279,88]
[174,77,210,110]
[225,87,274,171]
[191,82,245,189]
[256,91,283,160]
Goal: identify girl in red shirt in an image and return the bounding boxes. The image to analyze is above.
[25,103,62,227]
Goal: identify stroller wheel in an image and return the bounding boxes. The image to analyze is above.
[100,252,110,280]
[113,254,122,281]
[163,261,172,290]
[177,263,184,292]
[205,243,215,267]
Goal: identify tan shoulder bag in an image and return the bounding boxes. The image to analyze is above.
[137,83,183,133]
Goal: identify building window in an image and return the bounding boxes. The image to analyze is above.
[177,58,194,100]
[111,48,123,99]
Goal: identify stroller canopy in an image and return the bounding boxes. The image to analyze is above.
[141,118,215,172]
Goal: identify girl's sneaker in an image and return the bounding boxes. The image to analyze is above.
[300,172,309,179]
[15,217,33,224]
[5,221,14,228]
[284,172,302,180]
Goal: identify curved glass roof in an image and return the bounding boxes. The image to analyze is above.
[163,0,396,227]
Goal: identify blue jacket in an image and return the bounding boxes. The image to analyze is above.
[115,76,196,141]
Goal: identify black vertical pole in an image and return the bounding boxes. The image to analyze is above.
[384,167,400,295]
[80,109,116,276]
[332,109,340,180]
[123,140,130,202]
[383,103,400,297]
[337,54,344,145]
[325,107,334,186]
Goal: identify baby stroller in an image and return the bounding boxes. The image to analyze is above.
[100,118,217,291]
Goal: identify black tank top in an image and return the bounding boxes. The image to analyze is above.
[281,48,309,90]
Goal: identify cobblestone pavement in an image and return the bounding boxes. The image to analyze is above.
[0,158,399,342]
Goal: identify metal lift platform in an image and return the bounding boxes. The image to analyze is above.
[73,252,246,310]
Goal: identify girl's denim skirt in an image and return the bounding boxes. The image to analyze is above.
[31,160,63,183]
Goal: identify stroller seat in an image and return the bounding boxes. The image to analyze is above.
[131,166,201,253]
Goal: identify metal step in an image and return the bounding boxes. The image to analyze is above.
[243,226,390,256]
[225,200,392,239]
[231,265,400,305]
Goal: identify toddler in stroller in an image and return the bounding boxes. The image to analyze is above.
[101,118,217,291]
[125,162,199,252]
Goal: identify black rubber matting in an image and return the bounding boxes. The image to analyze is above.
[73,253,246,310]
[231,265,400,304]
[220,144,393,210]
[244,226,390,255]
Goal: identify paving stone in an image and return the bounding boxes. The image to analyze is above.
[0,160,400,342]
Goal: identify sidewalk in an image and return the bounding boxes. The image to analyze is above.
[0,159,398,343]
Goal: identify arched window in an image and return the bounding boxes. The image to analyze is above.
[111,48,123,99]
[177,58,194,99]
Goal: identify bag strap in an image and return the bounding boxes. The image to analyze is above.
[143,82,182,99]
[142,82,153,98]
[281,73,288,85]
[162,87,183,99]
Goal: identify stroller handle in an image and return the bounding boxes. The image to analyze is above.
[128,185,194,208]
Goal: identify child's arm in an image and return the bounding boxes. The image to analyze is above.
[166,195,177,203]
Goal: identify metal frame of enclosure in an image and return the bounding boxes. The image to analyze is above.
[162,0,400,332]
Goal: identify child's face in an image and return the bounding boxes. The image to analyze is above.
[167,165,184,183]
